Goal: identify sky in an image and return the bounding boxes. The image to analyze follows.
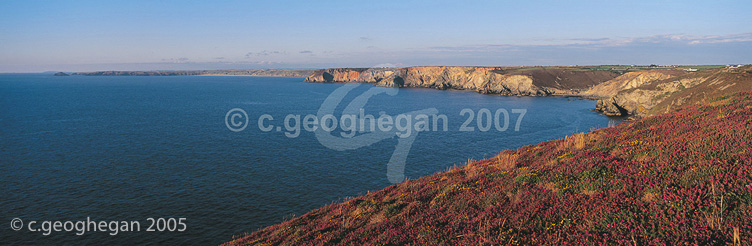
[0,0,750,72]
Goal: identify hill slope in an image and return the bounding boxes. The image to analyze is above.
[225,91,752,245]
[583,69,687,98]
[594,65,752,118]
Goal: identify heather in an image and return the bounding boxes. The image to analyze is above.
[226,91,752,245]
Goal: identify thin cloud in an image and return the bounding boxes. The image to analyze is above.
[245,50,285,58]
[687,33,752,44]
[590,33,752,47]
[429,33,752,52]
[371,63,402,68]
[568,37,610,42]
[160,57,191,63]
[428,44,517,52]
[254,61,284,65]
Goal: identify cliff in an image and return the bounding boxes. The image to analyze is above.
[583,70,687,98]
[225,90,752,245]
[393,66,546,96]
[304,66,619,96]
[594,66,752,117]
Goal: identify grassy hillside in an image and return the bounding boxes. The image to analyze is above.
[225,91,752,245]
[649,66,752,117]
[593,65,752,118]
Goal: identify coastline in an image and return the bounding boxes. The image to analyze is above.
[64,64,749,119]
[195,74,306,77]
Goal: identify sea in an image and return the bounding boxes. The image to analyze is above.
[0,74,623,245]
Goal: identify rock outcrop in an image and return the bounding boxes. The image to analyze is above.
[394,66,546,96]
[304,66,619,96]
[304,68,400,84]
[584,70,686,98]
[587,69,688,116]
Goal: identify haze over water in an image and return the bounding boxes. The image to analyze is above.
[0,74,621,244]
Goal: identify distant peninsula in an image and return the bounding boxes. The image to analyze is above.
[71,69,314,77]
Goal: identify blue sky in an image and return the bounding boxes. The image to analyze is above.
[1,0,750,72]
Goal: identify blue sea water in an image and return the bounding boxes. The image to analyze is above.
[0,74,622,245]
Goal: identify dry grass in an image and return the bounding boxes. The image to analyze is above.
[704,183,725,231]
[505,190,524,204]
[545,158,560,167]
[464,159,483,179]
[641,191,660,203]
[369,214,386,225]
[539,181,560,193]
[555,133,588,153]
[581,189,598,196]
[492,152,518,170]
[571,133,587,149]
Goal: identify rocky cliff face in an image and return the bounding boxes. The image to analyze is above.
[594,66,752,118]
[594,76,706,117]
[304,66,617,96]
[588,69,688,117]
[303,68,401,83]
[394,66,546,96]
[584,70,686,98]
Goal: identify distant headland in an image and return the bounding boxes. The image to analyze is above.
[71,69,314,77]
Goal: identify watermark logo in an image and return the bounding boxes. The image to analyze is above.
[225,108,249,132]
[11,218,23,231]
[9,217,186,236]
